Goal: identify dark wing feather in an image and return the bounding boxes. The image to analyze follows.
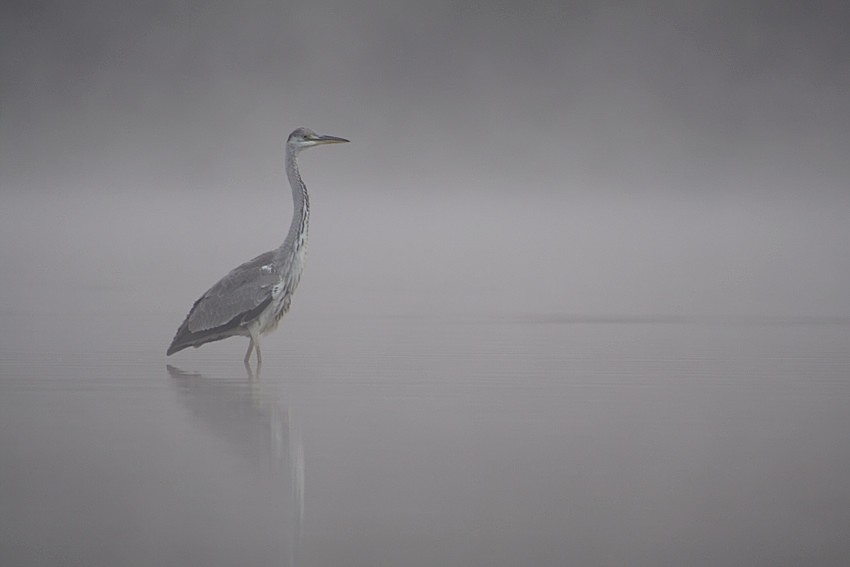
[167,250,279,354]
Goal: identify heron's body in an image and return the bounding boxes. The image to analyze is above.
[167,128,348,365]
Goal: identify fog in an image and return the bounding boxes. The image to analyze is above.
[2,2,850,566]
[2,1,849,321]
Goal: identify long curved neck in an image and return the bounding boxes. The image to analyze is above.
[282,146,310,253]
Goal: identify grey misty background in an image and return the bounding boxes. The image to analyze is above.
[1,0,849,327]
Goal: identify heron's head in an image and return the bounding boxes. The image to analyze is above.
[287,127,349,152]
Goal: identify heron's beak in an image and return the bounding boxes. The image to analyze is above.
[315,134,350,144]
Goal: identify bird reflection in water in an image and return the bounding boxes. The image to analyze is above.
[166,364,304,566]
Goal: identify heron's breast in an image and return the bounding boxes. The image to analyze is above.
[259,247,307,334]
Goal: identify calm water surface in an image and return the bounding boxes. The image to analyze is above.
[2,311,849,566]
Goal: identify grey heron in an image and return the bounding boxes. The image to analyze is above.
[167,127,349,365]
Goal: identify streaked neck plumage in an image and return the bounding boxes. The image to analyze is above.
[280,145,310,258]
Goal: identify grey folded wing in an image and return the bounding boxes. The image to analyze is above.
[168,251,280,353]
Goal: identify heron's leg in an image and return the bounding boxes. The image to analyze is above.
[246,327,262,367]
[244,338,255,365]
